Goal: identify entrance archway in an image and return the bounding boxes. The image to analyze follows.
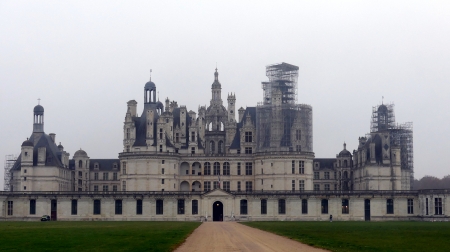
[212,201,223,221]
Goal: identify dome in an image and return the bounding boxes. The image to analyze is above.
[21,139,34,147]
[74,149,88,157]
[156,101,164,110]
[57,144,64,149]
[145,81,156,90]
[378,104,388,112]
[339,149,352,157]
[34,105,44,114]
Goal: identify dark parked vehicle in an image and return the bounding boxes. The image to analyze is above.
[41,215,50,221]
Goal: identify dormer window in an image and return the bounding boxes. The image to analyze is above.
[94,163,99,169]
[113,163,118,169]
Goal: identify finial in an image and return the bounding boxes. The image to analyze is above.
[382,96,384,105]
[344,142,347,150]
[38,98,41,105]
[149,69,152,82]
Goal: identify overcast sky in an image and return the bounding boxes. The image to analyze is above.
[1,1,449,189]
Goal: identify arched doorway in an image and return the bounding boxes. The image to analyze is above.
[212,201,223,221]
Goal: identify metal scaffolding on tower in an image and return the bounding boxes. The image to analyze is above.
[4,154,17,191]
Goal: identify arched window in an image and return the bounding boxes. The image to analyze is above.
[343,160,348,167]
[218,141,223,154]
[78,160,82,168]
[210,141,215,154]
[204,162,211,175]
[213,162,220,175]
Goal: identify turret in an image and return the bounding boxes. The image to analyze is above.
[33,104,44,133]
[210,68,223,106]
[238,107,245,122]
[227,93,236,122]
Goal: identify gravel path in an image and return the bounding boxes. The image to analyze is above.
[174,222,328,252]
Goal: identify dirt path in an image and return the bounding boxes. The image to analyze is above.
[174,222,328,252]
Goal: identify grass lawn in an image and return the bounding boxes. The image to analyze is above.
[0,221,200,252]
[244,221,450,252]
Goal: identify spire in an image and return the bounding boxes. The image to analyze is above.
[214,67,219,82]
[149,69,152,82]
[344,142,347,150]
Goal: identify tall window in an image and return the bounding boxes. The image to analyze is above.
[245,181,252,192]
[209,141,215,153]
[115,200,123,215]
[299,180,305,191]
[237,181,241,192]
[29,199,36,215]
[93,199,101,215]
[112,185,117,192]
[245,162,252,175]
[113,172,118,180]
[324,184,330,191]
[240,200,248,215]
[302,199,308,214]
[159,128,163,139]
[156,199,164,215]
[342,199,349,214]
[122,162,127,175]
[103,185,108,192]
[435,198,443,215]
[126,128,130,139]
[261,199,267,215]
[94,173,99,180]
[223,162,230,175]
[223,181,230,191]
[314,172,319,179]
[177,199,185,214]
[191,132,195,142]
[245,147,252,154]
[213,181,219,189]
[122,181,126,191]
[103,173,109,180]
[321,199,328,214]
[314,184,320,191]
[278,199,286,214]
[296,129,301,140]
[291,180,295,191]
[136,199,143,215]
[299,161,304,174]
[237,163,241,175]
[71,200,77,215]
[213,162,220,175]
[7,201,13,215]
[218,141,224,154]
[204,181,211,192]
[426,198,429,215]
[324,172,330,179]
[204,162,211,175]
[245,132,252,142]
[176,133,179,143]
[292,160,295,174]
[407,199,414,214]
[386,199,394,214]
[192,200,198,215]
[94,185,99,191]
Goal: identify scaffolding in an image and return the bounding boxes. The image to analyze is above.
[370,103,396,133]
[4,154,17,191]
[262,63,299,105]
[390,122,414,172]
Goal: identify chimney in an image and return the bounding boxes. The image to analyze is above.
[49,133,56,143]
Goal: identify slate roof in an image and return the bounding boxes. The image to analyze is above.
[313,158,336,169]
[230,107,256,149]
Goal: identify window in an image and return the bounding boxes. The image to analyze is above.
[176,133,179,143]
[302,199,308,214]
[213,162,220,175]
[126,128,130,139]
[407,199,414,214]
[71,200,77,215]
[314,172,319,179]
[78,160,82,168]
[278,199,286,214]
[161,179,165,184]
[237,181,241,192]
[213,181,219,189]
[209,141,215,153]
[29,199,36,215]
[156,199,164,215]
[191,147,195,154]
[342,199,349,214]
[222,162,230,175]
[113,172,118,180]
[122,162,127,175]
[435,198,443,215]
[93,199,101,215]
[159,128,163,139]
[126,146,130,152]
[159,145,162,152]
[218,141,224,154]
[292,180,295,191]
[334,172,337,179]
[204,162,211,175]
[386,199,394,214]
[245,132,252,142]
[299,180,305,191]
[426,198,429,215]
[296,129,301,140]
[115,200,123,215]
[245,147,252,154]
[324,172,330,179]
[191,132,195,142]
[103,173,109,181]
[192,200,198,215]
[94,173,99,180]
[204,181,211,192]
[245,181,252,192]
[245,162,252,175]
[223,181,230,191]
[113,185,117,192]
[325,184,330,191]
[298,161,304,174]
[102,185,108,192]
[237,163,241,175]
[78,171,82,178]
[314,184,320,191]
[321,199,328,214]
[177,199,185,214]
[240,200,248,215]
[292,160,295,174]
[94,185,99,192]
[135,199,143,215]
[237,149,240,154]
[8,201,13,215]
[261,199,267,214]
[122,181,126,191]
